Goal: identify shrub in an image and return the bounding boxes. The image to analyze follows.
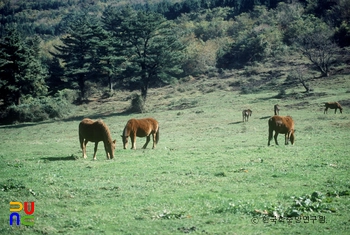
[0,96,72,124]
[127,94,145,113]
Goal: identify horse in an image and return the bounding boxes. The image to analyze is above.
[121,118,159,149]
[324,102,343,114]
[268,115,295,146]
[79,118,116,160]
[242,109,252,122]
[274,104,280,115]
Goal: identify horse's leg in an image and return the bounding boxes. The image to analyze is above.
[274,132,279,145]
[152,133,156,149]
[93,142,98,160]
[82,140,88,159]
[335,108,337,114]
[143,135,150,149]
[324,107,328,114]
[285,133,289,145]
[131,134,136,149]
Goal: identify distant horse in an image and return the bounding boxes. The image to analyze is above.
[79,118,116,160]
[122,118,159,149]
[242,109,252,122]
[274,104,280,115]
[268,115,295,146]
[324,102,343,114]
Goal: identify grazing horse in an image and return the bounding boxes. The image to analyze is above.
[242,109,252,122]
[274,104,280,115]
[324,102,343,114]
[79,118,116,160]
[122,118,159,149]
[268,115,295,146]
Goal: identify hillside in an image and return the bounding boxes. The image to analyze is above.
[1,61,349,234]
[0,0,349,124]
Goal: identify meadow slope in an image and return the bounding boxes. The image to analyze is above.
[1,72,350,234]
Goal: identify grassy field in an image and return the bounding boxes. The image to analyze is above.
[1,69,350,234]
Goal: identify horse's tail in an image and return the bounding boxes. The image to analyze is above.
[78,123,83,146]
[155,126,160,144]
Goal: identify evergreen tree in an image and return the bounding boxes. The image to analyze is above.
[53,15,99,100]
[47,57,66,95]
[0,26,47,106]
[98,11,126,92]
[103,7,185,102]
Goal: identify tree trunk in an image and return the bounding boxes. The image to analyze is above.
[78,74,86,101]
[108,74,113,92]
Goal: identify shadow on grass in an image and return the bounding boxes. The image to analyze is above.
[228,121,242,125]
[41,155,79,161]
[259,116,271,120]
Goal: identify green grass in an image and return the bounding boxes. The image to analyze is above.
[1,72,350,234]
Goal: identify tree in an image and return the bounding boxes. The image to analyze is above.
[53,14,99,100]
[103,7,185,102]
[288,66,312,93]
[0,26,47,106]
[100,7,126,92]
[295,17,339,77]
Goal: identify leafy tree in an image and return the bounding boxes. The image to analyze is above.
[294,16,339,77]
[53,15,100,100]
[0,26,47,106]
[103,7,185,102]
[217,6,282,69]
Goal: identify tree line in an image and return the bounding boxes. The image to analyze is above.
[0,0,349,123]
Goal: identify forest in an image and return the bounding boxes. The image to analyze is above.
[0,0,349,123]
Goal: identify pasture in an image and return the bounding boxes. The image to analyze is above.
[1,73,350,234]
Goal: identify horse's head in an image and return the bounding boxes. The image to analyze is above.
[107,140,116,159]
[121,135,128,149]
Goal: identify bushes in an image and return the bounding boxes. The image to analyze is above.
[0,95,73,124]
[127,94,145,113]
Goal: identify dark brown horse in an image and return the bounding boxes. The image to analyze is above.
[324,102,343,114]
[268,115,295,146]
[122,118,159,149]
[79,118,116,160]
[274,104,280,115]
[242,109,252,122]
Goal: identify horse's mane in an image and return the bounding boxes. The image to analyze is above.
[96,119,113,144]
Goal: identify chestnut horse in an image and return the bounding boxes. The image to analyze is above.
[242,109,252,122]
[274,104,280,115]
[268,115,295,146]
[122,118,159,149]
[79,118,116,160]
[324,102,343,114]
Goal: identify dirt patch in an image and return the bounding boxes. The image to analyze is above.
[169,102,197,110]
[284,101,310,110]
[339,99,350,108]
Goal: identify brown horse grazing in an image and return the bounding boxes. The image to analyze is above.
[268,115,295,146]
[122,118,159,149]
[242,109,252,122]
[274,104,280,115]
[79,118,116,160]
[324,102,343,114]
